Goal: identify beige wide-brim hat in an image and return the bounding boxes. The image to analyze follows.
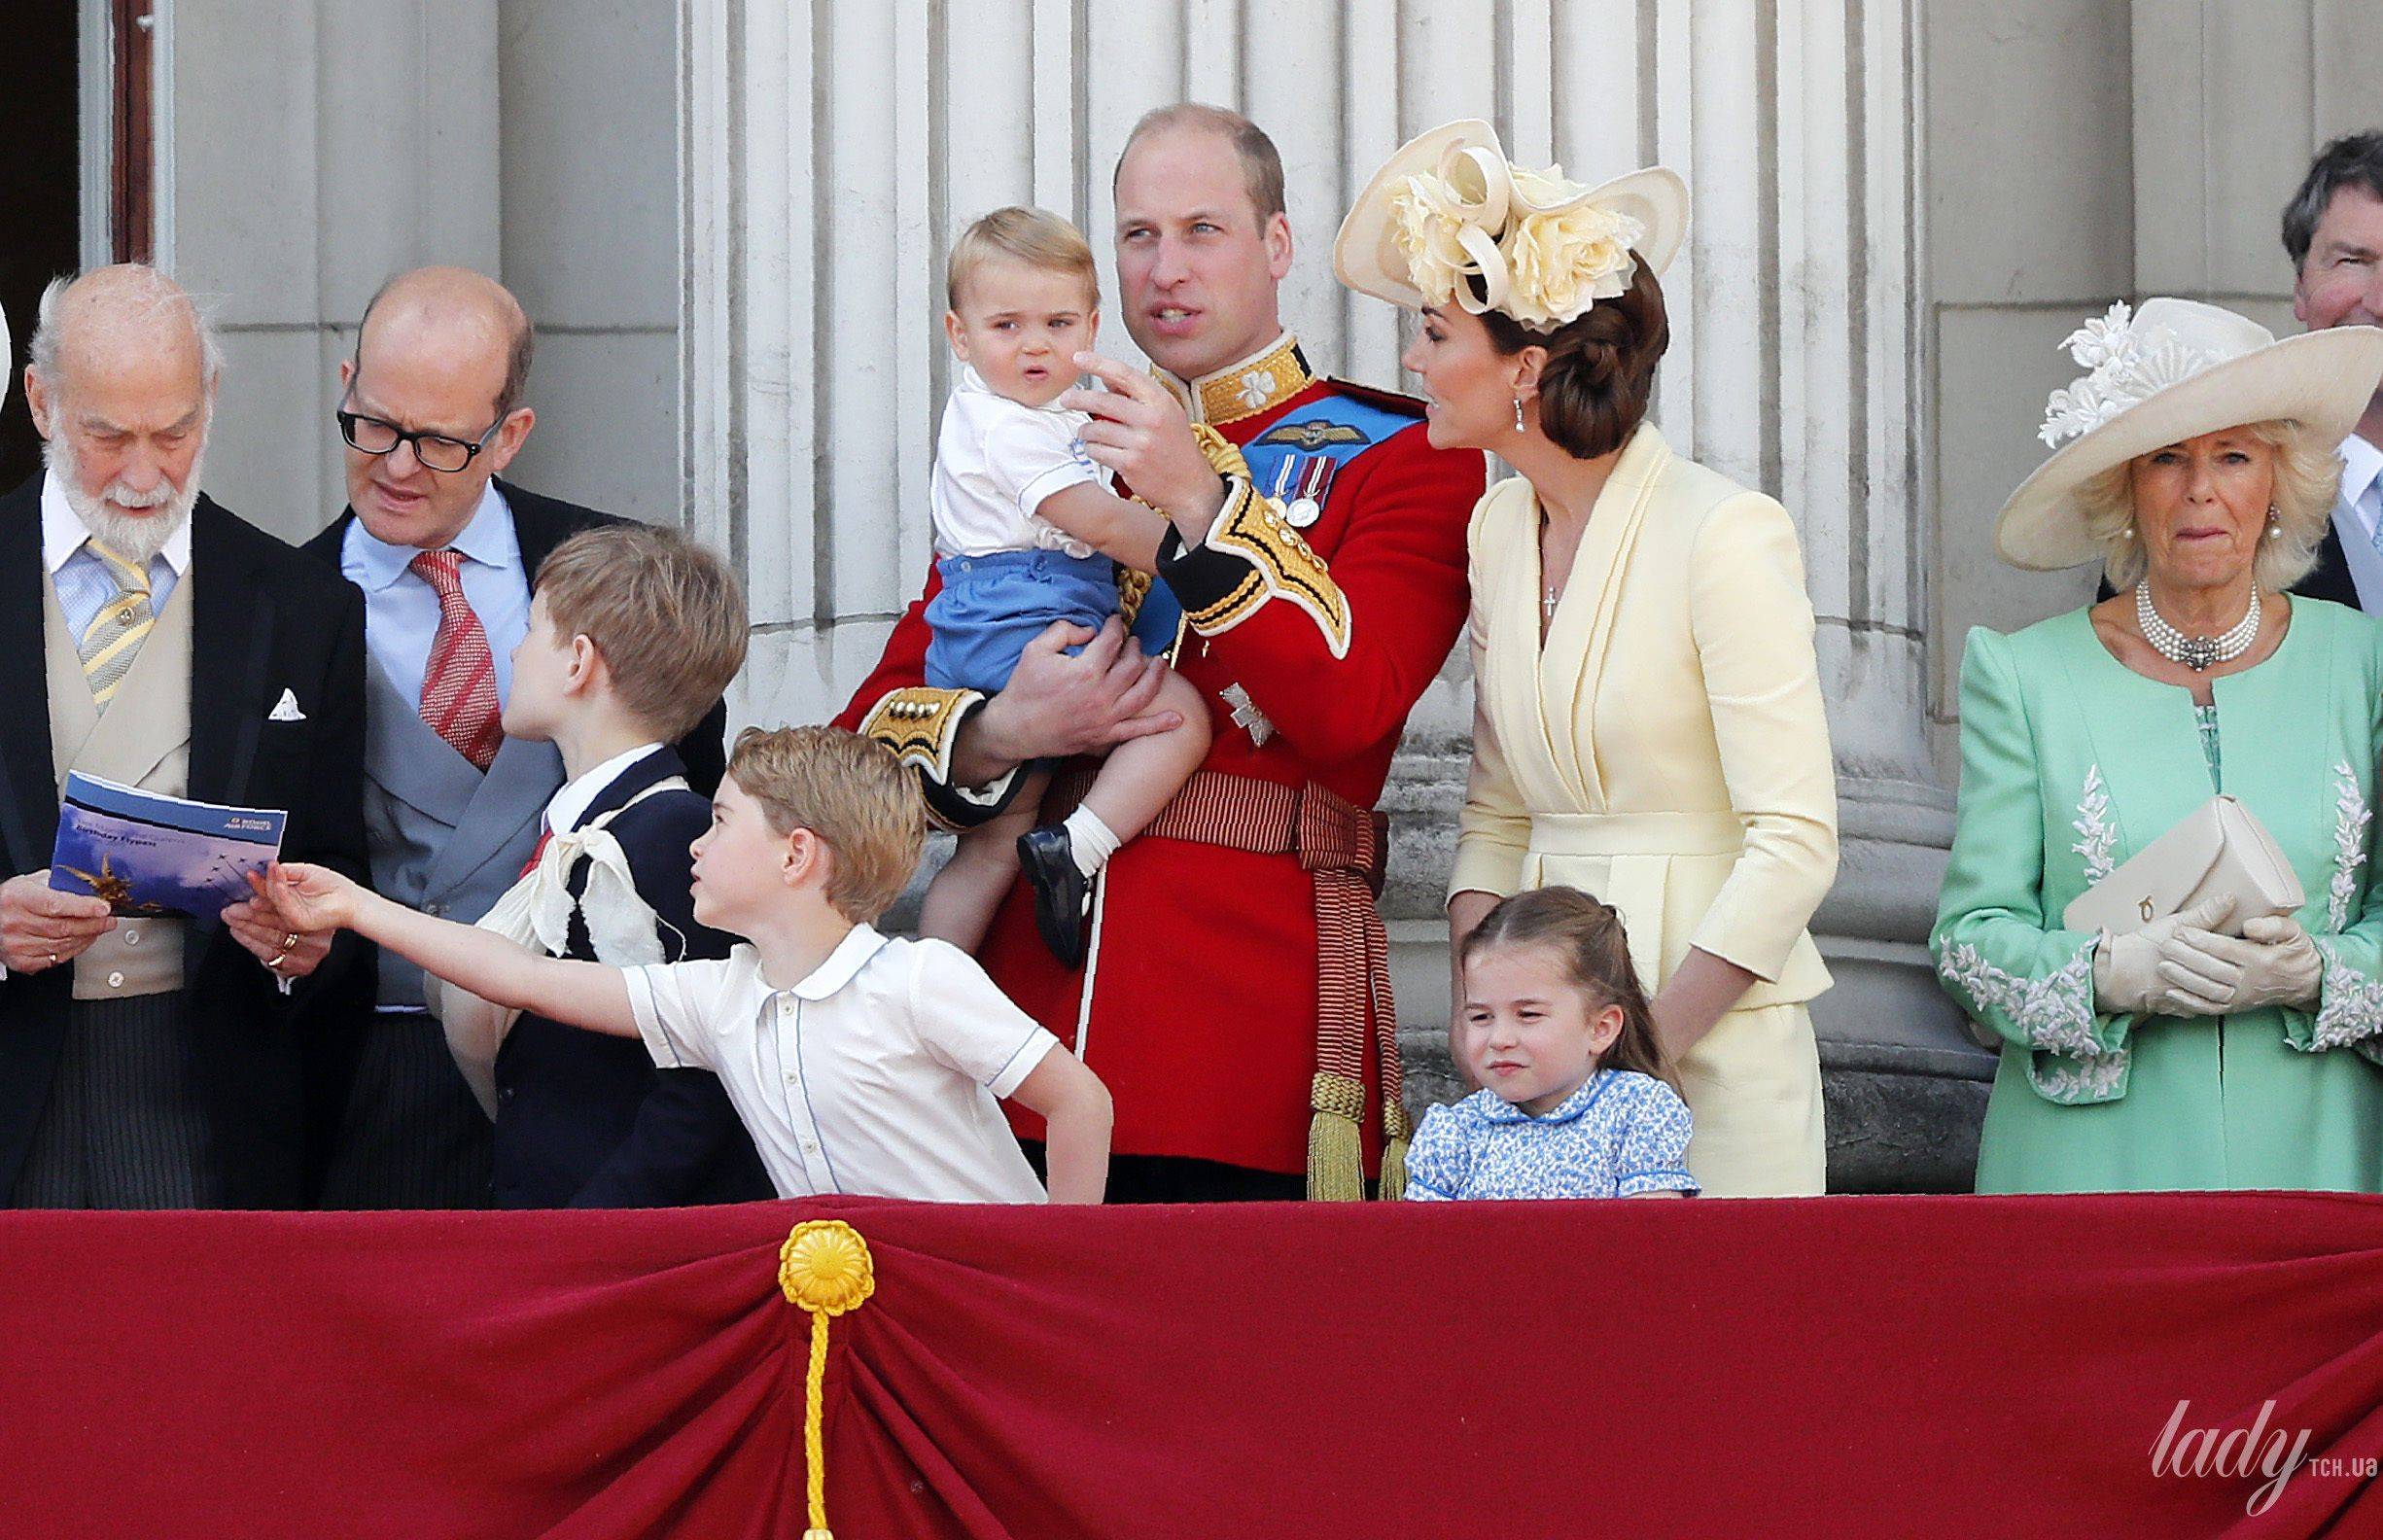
[1332,118,1689,316]
[1996,298,2383,571]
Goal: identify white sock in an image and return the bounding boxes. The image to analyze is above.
[1062,806,1122,879]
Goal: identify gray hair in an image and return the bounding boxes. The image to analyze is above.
[2080,419,2342,591]
[2283,131,2383,270]
[26,266,226,403]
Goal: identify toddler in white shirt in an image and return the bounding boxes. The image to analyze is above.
[918,207,1210,970]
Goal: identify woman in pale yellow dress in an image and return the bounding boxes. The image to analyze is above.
[1334,122,1839,1195]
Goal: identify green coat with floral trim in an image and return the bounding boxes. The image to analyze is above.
[1932,600,2383,1194]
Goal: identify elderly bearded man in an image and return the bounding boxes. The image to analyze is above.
[0,268,368,1208]
[841,106,1485,1202]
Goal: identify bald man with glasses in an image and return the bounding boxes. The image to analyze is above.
[302,266,733,1208]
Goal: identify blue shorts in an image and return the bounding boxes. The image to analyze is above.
[924,547,1123,694]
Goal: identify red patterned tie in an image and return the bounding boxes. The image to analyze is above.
[409,548,504,772]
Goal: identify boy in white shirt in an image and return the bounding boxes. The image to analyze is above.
[918,207,1210,969]
[253,725,1113,1204]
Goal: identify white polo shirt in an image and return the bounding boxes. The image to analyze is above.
[929,366,1109,559]
[625,923,1058,1204]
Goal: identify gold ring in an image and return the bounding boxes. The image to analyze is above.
[266,950,291,971]
[46,951,57,966]
[283,932,298,951]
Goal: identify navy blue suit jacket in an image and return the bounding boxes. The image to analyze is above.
[492,746,770,1207]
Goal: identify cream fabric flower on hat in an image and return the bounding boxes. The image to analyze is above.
[1338,120,1687,330]
[1382,147,1646,330]
[1501,190,1647,331]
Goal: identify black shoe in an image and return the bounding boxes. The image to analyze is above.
[1017,824,1090,969]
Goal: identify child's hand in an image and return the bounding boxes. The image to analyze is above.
[250,862,361,936]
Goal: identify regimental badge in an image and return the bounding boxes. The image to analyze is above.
[1219,682,1275,746]
[1253,419,1369,451]
[1267,451,1339,529]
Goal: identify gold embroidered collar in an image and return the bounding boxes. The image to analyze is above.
[1160,333,1314,426]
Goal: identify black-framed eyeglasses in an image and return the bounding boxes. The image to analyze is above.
[336,397,508,474]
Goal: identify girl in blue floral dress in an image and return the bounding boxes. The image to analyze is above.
[1407,887,1698,1200]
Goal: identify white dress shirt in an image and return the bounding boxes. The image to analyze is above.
[338,480,530,707]
[42,470,192,637]
[2334,434,2383,615]
[626,923,1058,1203]
[543,742,666,838]
[929,366,1109,559]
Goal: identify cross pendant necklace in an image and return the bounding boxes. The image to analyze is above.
[1541,585,1560,621]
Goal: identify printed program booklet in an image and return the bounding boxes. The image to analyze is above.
[49,773,288,918]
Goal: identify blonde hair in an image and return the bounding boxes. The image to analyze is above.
[1457,887,1677,1094]
[726,726,924,923]
[534,524,748,740]
[2077,419,2344,591]
[946,206,1100,313]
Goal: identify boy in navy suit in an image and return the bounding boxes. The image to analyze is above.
[470,523,768,1206]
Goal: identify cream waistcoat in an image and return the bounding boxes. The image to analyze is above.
[44,573,193,998]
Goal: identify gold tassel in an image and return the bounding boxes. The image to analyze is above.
[1377,1100,1413,1202]
[1307,1071,1366,1202]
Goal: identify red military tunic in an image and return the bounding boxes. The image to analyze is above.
[838,334,1483,1179]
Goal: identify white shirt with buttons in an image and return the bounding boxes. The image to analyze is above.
[625,922,1059,1204]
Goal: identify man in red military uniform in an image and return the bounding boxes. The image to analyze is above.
[838,104,1484,1202]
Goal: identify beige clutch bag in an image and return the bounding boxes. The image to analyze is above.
[2061,794,2304,939]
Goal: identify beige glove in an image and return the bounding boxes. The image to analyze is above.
[2156,912,2324,1015]
[2093,896,2238,1017]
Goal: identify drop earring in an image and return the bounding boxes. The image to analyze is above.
[2266,504,2282,539]
[2120,524,2134,541]
[1512,396,1526,433]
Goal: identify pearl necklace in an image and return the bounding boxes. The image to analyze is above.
[2135,582,2260,671]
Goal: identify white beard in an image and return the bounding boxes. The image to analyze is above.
[44,431,204,565]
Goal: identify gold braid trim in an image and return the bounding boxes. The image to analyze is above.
[1184,425,1353,659]
[859,686,979,783]
[780,1220,877,1540]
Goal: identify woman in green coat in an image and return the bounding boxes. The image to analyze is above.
[1933,298,2383,1193]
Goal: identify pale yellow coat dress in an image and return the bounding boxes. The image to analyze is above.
[1449,425,1840,1196]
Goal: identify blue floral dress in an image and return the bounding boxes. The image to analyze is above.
[1403,1069,1699,1199]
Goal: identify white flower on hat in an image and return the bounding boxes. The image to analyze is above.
[2038,301,2217,448]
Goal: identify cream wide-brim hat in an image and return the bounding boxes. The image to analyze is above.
[1332,118,1689,315]
[1996,298,2383,571]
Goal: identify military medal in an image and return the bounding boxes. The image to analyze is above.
[1270,452,1337,528]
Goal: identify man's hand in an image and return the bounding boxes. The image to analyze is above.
[0,871,116,973]
[1059,353,1229,540]
[221,890,334,983]
[954,617,1185,784]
